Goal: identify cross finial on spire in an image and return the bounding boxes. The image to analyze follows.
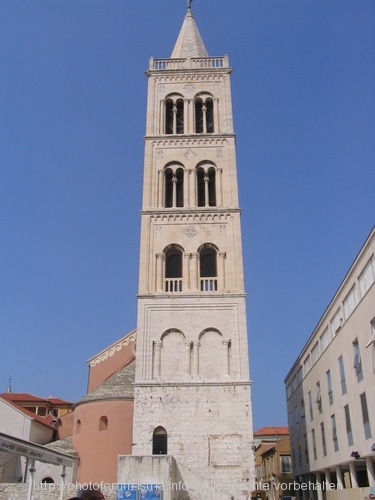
[6,377,12,393]
[187,0,193,10]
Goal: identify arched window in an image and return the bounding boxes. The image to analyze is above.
[164,165,184,208]
[76,419,81,434]
[195,94,214,133]
[199,245,217,291]
[99,416,108,431]
[196,164,216,207]
[153,426,167,455]
[41,477,55,484]
[165,96,184,134]
[165,245,183,292]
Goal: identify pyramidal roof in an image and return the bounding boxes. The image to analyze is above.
[171,6,208,58]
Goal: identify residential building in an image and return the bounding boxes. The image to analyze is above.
[284,227,375,500]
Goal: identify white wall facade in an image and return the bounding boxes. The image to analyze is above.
[285,228,375,499]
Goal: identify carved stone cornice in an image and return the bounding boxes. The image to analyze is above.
[88,329,137,366]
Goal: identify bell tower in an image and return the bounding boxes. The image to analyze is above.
[132,4,254,487]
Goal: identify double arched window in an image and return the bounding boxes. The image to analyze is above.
[199,245,218,291]
[195,94,214,133]
[165,95,184,134]
[164,164,184,208]
[196,164,216,207]
[165,245,183,292]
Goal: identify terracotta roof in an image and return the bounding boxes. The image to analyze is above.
[254,426,289,436]
[0,396,56,429]
[0,393,73,406]
[76,359,135,406]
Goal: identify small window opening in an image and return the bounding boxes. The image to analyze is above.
[195,98,203,133]
[165,99,173,134]
[41,477,54,484]
[176,99,184,134]
[76,419,81,434]
[99,416,108,431]
[208,167,216,206]
[166,249,182,279]
[176,168,184,207]
[206,98,214,133]
[164,168,173,208]
[153,426,167,455]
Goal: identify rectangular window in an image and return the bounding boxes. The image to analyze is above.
[301,399,305,427]
[304,355,312,375]
[331,414,339,452]
[321,422,327,456]
[320,327,330,352]
[304,434,309,464]
[360,392,372,439]
[311,341,320,365]
[338,355,347,395]
[298,439,302,466]
[312,428,317,460]
[358,254,375,297]
[353,338,363,382]
[289,411,293,429]
[295,406,299,427]
[280,455,291,473]
[308,391,313,421]
[330,308,342,336]
[292,375,297,392]
[326,369,333,405]
[344,404,353,446]
[287,383,292,399]
[316,382,322,414]
[343,285,358,319]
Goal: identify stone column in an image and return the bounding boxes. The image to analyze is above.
[222,339,230,377]
[204,172,209,207]
[219,252,226,291]
[158,169,164,208]
[184,253,190,290]
[315,472,324,500]
[185,341,192,375]
[192,341,200,376]
[59,465,66,500]
[202,103,207,134]
[27,458,36,500]
[349,461,358,488]
[217,167,223,206]
[325,468,331,490]
[366,456,375,488]
[156,253,164,292]
[154,341,162,378]
[335,465,344,491]
[185,99,190,134]
[191,252,199,291]
[160,100,164,134]
[214,97,219,133]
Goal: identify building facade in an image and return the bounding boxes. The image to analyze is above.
[284,227,375,500]
[131,3,254,488]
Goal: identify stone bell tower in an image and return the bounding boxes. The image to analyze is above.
[131,4,254,488]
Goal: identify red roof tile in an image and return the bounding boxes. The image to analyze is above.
[254,426,289,436]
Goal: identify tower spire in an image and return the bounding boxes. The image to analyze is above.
[171,1,208,58]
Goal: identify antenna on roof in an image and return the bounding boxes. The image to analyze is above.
[6,377,12,393]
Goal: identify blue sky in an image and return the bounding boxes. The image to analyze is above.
[0,0,374,430]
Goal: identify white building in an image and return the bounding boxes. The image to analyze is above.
[284,227,375,500]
